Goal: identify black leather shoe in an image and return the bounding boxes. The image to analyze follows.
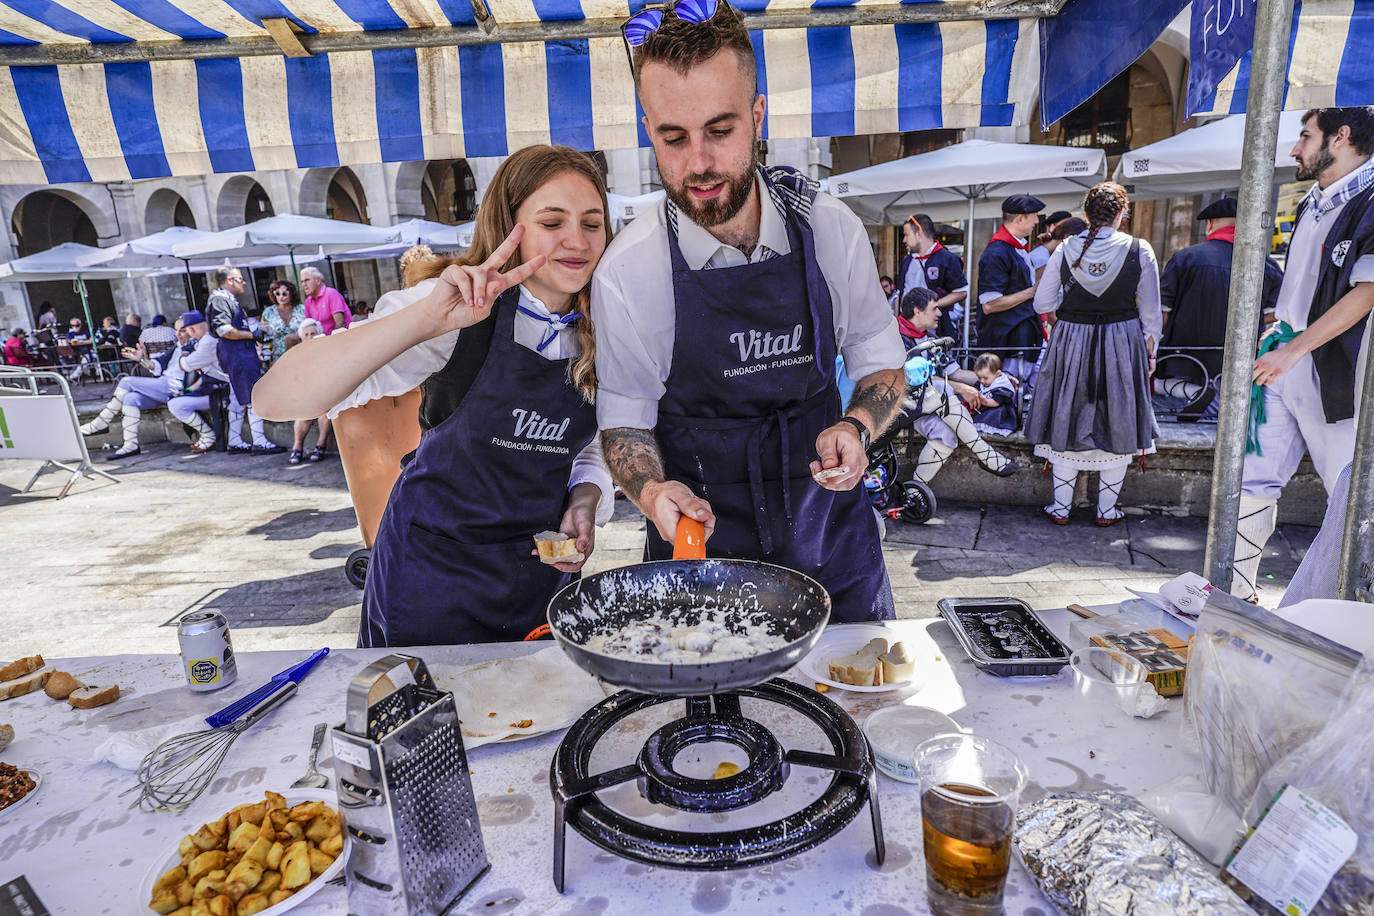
[228,444,253,454]
[252,443,286,455]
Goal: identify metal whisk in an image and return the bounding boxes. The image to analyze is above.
[124,682,299,813]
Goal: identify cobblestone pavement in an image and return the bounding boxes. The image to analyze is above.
[2,440,1313,658]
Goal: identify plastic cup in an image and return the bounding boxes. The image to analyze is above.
[914,734,1029,916]
[1069,647,1147,723]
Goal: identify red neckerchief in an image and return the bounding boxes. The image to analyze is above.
[913,242,945,262]
[897,316,925,339]
[1206,225,1237,244]
[989,226,1029,251]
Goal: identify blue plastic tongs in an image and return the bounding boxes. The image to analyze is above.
[204,648,330,729]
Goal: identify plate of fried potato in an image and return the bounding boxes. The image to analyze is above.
[140,789,348,916]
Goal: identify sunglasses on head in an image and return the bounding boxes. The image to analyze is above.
[621,0,719,69]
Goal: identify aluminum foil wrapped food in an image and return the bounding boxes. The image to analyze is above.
[1014,790,1251,915]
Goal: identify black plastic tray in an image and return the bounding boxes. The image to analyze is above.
[937,597,1070,677]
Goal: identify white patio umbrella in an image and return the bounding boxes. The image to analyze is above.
[1113,110,1305,199]
[827,139,1107,348]
[609,190,665,228]
[0,242,154,338]
[171,214,402,286]
[74,226,221,308]
[330,218,473,263]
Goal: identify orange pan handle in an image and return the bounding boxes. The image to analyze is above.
[673,517,707,560]
[523,623,551,641]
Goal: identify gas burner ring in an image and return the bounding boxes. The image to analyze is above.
[550,678,885,892]
[637,714,787,812]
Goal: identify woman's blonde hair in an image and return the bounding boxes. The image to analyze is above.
[404,145,610,402]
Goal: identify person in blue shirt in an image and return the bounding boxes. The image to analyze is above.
[976,194,1045,388]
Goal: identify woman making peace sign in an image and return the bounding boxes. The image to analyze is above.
[255,146,613,645]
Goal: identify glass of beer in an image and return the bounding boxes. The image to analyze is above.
[914,734,1029,915]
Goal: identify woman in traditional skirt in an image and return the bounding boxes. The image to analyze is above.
[1024,182,1161,526]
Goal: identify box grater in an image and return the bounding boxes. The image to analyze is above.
[332,653,489,915]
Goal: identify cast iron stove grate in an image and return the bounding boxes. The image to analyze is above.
[549,677,885,891]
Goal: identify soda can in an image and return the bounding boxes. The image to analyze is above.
[178,611,238,691]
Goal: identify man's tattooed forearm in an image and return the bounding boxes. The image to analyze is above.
[847,370,905,436]
[601,428,665,504]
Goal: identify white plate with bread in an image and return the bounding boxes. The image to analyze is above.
[799,625,925,693]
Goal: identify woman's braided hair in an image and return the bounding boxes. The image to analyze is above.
[1074,182,1130,269]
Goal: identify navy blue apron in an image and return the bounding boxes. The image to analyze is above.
[207,293,261,405]
[646,177,894,623]
[361,289,598,646]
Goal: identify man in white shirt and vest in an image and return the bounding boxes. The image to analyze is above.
[593,0,908,622]
[1234,107,1374,601]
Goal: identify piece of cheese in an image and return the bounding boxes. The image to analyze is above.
[880,642,915,683]
[827,652,881,686]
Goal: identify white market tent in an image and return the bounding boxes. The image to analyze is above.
[1113,110,1306,199]
[609,191,666,229]
[74,226,227,308]
[0,242,155,336]
[827,139,1107,347]
[330,219,474,263]
[826,139,1107,226]
[172,214,402,285]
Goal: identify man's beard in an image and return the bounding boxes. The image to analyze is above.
[1296,138,1336,181]
[664,143,758,228]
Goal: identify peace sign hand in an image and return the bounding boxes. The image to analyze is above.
[422,224,547,333]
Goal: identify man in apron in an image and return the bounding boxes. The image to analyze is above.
[593,0,907,622]
[205,267,282,454]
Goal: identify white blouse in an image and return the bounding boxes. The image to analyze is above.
[328,279,614,525]
[1033,229,1163,345]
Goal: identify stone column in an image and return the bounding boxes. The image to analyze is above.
[765,137,832,180]
[468,157,505,209]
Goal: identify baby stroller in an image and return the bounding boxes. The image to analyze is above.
[861,336,954,525]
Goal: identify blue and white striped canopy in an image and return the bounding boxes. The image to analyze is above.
[0,0,1037,183]
[1193,0,1374,117]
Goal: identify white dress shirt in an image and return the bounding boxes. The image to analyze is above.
[179,334,228,381]
[327,279,614,524]
[592,185,907,430]
[1033,229,1163,345]
[1275,166,1374,331]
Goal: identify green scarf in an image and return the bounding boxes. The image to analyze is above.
[1247,321,1300,456]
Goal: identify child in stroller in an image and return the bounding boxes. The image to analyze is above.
[845,289,1021,524]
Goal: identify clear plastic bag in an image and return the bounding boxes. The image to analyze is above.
[1237,653,1374,914]
[1183,592,1360,824]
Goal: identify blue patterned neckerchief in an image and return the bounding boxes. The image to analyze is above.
[1304,155,1374,222]
[516,304,583,352]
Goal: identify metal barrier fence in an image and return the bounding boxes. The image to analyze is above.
[0,366,118,499]
[943,345,1227,424]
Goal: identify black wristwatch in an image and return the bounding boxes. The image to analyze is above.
[836,416,870,450]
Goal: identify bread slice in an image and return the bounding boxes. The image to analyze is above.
[880,642,915,683]
[0,723,12,753]
[68,685,120,709]
[0,655,44,683]
[0,668,53,701]
[45,671,82,700]
[534,531,584,566]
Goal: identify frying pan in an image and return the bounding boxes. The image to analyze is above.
[544,519,831,695]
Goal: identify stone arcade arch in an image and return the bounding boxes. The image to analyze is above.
[216,175,275,229]
[145,188,196,233]
[10,189,116,326]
